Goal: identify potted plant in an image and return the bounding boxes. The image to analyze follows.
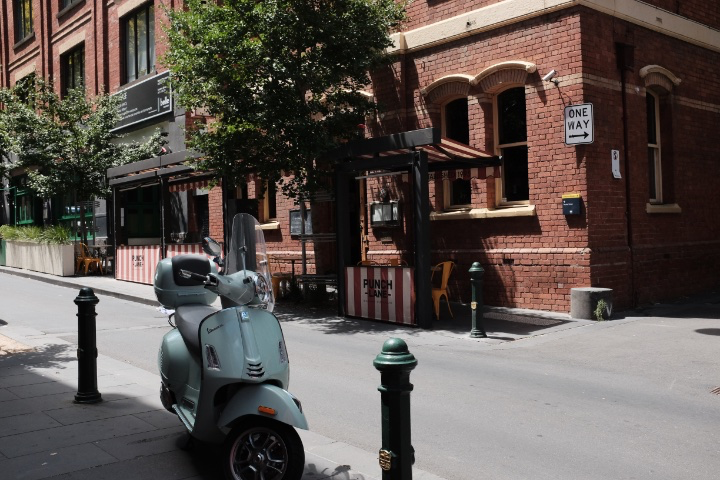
[0,225,74,276]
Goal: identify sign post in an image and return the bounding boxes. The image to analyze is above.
[564,103,594,145]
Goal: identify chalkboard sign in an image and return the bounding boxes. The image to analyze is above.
[289,209,312,235]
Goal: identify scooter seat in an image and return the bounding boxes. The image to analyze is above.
[175,305,217,357]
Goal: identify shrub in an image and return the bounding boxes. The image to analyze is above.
[0,225,71,244]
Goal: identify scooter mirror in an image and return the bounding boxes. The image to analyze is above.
[202,237,223,258]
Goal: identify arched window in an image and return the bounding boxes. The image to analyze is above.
[495,87,528,202]
[443,97,469,144]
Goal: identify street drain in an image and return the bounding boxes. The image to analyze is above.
[711,387,720,395]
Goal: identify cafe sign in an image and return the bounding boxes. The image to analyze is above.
[112,72,172,131]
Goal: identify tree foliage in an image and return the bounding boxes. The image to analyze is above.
[163,0,406,197]
[0,75,166,202]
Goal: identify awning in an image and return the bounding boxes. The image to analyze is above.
[107,150,202,188]
[331,128,501,178]
[168,177,211,192]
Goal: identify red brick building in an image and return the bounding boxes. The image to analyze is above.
[360,0,720,311]
[1,0,718,314]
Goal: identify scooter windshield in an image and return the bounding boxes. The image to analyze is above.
[224,213,275,311]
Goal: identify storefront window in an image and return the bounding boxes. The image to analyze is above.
[122,185,161,239]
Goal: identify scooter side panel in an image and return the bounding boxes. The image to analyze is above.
[217,383,309,431]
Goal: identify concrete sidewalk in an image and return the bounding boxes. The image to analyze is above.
[0,266,445,480]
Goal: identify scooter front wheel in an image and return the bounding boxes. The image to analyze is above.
[223,418,305,480]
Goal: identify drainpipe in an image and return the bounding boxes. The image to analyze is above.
[616,42,636,307]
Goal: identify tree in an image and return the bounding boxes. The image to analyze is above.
[0,75,166,241]
[163,0,406,197]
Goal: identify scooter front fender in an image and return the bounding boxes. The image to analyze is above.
[218,383,309,431]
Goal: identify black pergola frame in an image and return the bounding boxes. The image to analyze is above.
[332,127,500,329]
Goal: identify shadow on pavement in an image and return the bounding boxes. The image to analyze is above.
[274,301,571,340]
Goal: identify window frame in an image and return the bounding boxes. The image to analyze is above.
[261,181,278,223]
[494,86,529,205]
[14,0,33,43]
[646,90,663,204]
[61,44,85,97]
[122,4,156,85]
[441,97,472,210]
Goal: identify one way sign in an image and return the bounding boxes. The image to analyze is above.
[564,103,594,145]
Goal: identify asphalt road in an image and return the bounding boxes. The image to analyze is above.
[2,276,719,480]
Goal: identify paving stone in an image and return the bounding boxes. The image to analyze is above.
[0,412,63,438]
[0,392,76,418]
[0,387,19,402]
[0,443,117,480]
[0,414,156,458]
[92,426,188,461]
[7,380,77,399]
[133,408,184,430]
[47,449,206,480]
[44,395,163,425]
[0,372,56,389]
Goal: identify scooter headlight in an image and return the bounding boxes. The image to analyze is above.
[255,273,272,304]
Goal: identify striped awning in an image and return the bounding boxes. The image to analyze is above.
[357,136,494,162]
[168,178,211,192]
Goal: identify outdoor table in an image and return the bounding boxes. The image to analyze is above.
[344,265,415,325]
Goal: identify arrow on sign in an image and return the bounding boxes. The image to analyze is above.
[569,132,589,139]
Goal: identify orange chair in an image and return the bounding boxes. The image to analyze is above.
[76,243,103,275]
[431,261,455,320]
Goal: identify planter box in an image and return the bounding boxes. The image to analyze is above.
[5,241,75,276]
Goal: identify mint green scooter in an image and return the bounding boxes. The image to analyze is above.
[155,213,307,480]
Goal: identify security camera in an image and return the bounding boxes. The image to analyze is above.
[542,70,558,82]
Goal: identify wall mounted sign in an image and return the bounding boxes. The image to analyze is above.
[564,103,594,145]
[289,209,312,235]
[112,71,172,131]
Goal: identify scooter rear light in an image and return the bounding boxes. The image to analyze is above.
[205,344,221,370]
[258,405,277,416]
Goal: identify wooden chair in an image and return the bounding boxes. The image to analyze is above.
[388,258,408,266]
[431,261,455,320]
[76,243,102,275]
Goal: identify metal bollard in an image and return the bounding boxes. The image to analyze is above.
[74,287,102,404]
[469,262,487,338]
[373,338,417,480]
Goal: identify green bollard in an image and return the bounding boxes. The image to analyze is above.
[74,288,102,404]
[374,338,417,480]
[469,262,487,338]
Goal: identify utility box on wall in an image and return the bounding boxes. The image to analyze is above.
[562,193,582,215]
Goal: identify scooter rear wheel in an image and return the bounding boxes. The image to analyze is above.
[223,418,304,480]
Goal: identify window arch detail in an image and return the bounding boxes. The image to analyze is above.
[472,61,536,94]
[640,65,681,92]
[421,74,473,104]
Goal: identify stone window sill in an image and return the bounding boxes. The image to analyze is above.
[430,204,536,221]
[646,203,681,214]
[259,221,280,230]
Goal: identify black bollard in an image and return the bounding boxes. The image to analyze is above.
[374,338,417,480]
[469,262,487,338]
[74,287,102,404]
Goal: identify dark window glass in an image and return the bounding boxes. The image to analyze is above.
[501,145,529,202]
[62,46,85,96]
[267,182,277,219]
[14,0,33,41]
[444,98,469,144]
[647,93,657,145]
[498,88,527,145]
[123,5,155,84]
[451,178,471,206]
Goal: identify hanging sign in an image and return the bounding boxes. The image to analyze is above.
[564,103,594,145]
